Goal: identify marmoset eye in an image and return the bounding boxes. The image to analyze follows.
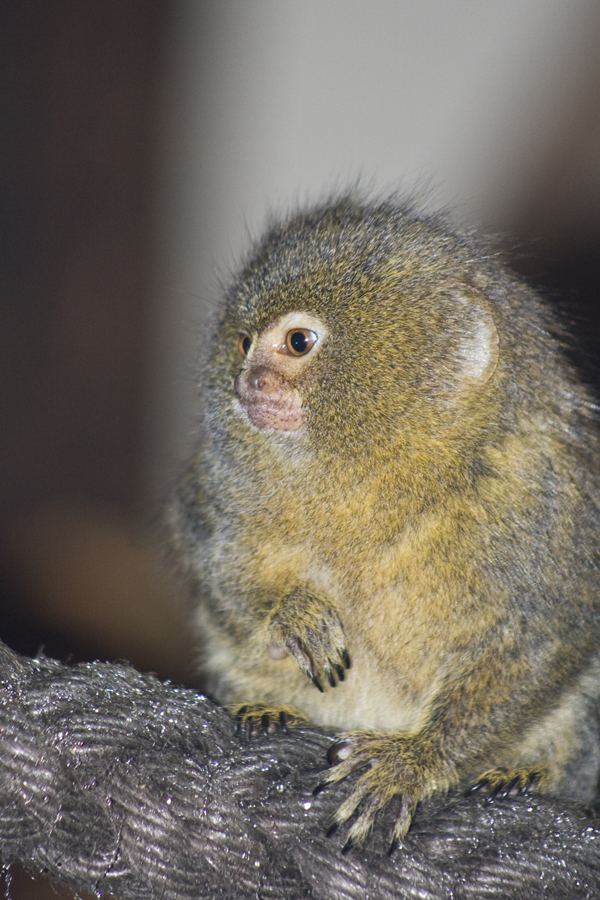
[239,334,252,356]
[285,329,317,356]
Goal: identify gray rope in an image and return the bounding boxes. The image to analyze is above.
[0,642,598,899]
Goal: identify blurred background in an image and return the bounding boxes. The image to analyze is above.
[1,0,600,740]
[1,1,600,895]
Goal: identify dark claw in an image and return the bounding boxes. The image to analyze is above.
[327,668,337,688]
[334,662,345,682]
[327,737,352,765]
[524,771,541,792]
[342,648,351,669]
[326,822,339,838]
[485,784,505,804]
[279,710,289,733]
[312,781,326,796]
[261,713,271,736]
[234,705,249,735]
[341,837,354,855]
[310,673,324,693]
[468,780,485,795]
[503,776,520,798]
[387,837,400,857]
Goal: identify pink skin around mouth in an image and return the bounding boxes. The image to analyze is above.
[235,366,304,432]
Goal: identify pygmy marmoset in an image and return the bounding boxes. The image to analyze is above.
[170,195,600,850]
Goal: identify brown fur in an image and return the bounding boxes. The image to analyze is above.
[169,195,600,849]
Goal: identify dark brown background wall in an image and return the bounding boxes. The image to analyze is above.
[0,0,166,520]
[0,2,194,683]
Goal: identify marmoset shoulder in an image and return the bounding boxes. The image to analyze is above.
[169,194,600,851]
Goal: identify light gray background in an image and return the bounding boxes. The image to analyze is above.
[148,0,600,500]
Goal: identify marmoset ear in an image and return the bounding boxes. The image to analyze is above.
[447,284,499,395]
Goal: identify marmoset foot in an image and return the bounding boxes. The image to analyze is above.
[230,702,310,738]
[314,730,456,854]
[470,765,546,802]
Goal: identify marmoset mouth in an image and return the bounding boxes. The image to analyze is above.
[235,368,304,432]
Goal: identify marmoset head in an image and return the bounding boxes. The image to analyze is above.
[204,196,537,465]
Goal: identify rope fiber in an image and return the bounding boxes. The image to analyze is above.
[0,642,599,899]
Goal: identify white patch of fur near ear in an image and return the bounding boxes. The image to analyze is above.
[454,287,499,390]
